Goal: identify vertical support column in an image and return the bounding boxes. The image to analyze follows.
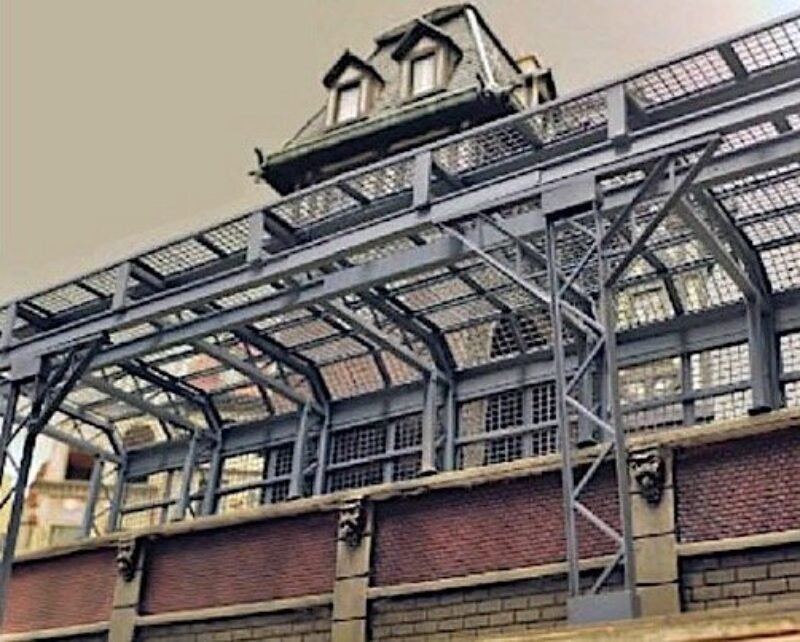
[332,500,372,642]
[108,460,127,532]
[546,219,580,597]
[680,353,696,426]
[0,429,37,627]
[289,403,310,499]
[412,151,432,211]
[112,263,132,311]
[443,382,458,471]
[382,419,396,484]
[629,447,679,616]
[522,385,534,457]
[420,373,438,475]
[108,538,146,642]
[747,302,780,413]
[606,83,629,145]
[247,210,267,265]
[0,380,20,480]
[174,433,199,520]
[575,336,597,445]
[159,470,174,525]
[81,456,104,537]
[596,199,638,615]
[201,435,223,516]
[314,409,331,496]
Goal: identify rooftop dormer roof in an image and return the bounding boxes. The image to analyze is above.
[390,18,461,62]
[323,50,384,89]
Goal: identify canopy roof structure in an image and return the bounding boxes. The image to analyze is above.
[1,9,800,619]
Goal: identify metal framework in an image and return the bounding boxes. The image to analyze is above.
[2,11,800,623]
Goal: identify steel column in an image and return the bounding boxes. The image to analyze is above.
[443,382,458,470]
[747,303,781,412]
[174,434,199,520]
[420,374,439,475]
[201,435,223,516]
[596,200,637,605]
[313,409,331,495]
[0,429,37,626]
[0,381,20,481]
[288,403,310,499]
[546,218,580,596]
[107,460,127,532]
[81,457,104,537]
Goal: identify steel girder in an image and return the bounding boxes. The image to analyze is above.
[0,76,797,369]
[0,338,103,626]
[0,15,798,626]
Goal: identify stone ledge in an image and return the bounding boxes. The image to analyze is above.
[0,621,108,641]
[134,593,333,627]
[367,555,614,600]
[16,407,800,564]
[677,529,800,558]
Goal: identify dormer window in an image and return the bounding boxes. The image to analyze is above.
[335,82,362,123]
[392,19,462,102]
[410,52,437,96]
[323,50,384,129]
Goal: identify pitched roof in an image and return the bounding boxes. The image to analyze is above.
[375,4,467,46]
[391,18,462,61]
[322,49,384,89]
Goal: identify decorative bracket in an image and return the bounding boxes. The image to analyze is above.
[629,447,666,505]
[115,538,140,583]
[338,499,367,549]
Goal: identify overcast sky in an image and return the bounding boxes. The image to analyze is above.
[2,0,799,302]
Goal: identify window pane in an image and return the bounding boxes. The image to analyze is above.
[411,53,436,96]
[336,84,361,123]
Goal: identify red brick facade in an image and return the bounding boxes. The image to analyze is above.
[675,430,800,543]
[141,512,337,613]
[372,470,619,586]
[4,549,116,634]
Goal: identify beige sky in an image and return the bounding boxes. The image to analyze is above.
[2,0,798,303]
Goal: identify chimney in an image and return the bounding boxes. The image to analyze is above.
[514,53,557,108]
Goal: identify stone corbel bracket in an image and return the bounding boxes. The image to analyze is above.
[115,537,141,583]
[338,498,368,549]
[629,446,667,505]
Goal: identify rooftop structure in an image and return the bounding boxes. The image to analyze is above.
[2,4,800,633]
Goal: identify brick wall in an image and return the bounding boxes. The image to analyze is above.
[370,577,568,641]
[142,513,337,614]
[675,431,800,543]
[136,607,331,642]
[680,544,800,611]
[3,549,116,634]
[373,471,619,586]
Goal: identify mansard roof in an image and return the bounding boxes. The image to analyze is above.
[258,4,544,194]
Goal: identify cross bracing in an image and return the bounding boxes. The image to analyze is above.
[1,10,800,622]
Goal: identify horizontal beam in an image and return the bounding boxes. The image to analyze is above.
[2,80,799,369]
[41,426,122,464]
[126,352,563,477]
[192,340,324,415]
[321,301,437,378]
[83,375,201,433]
[89,133,800,372]
[125,289,800,478]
